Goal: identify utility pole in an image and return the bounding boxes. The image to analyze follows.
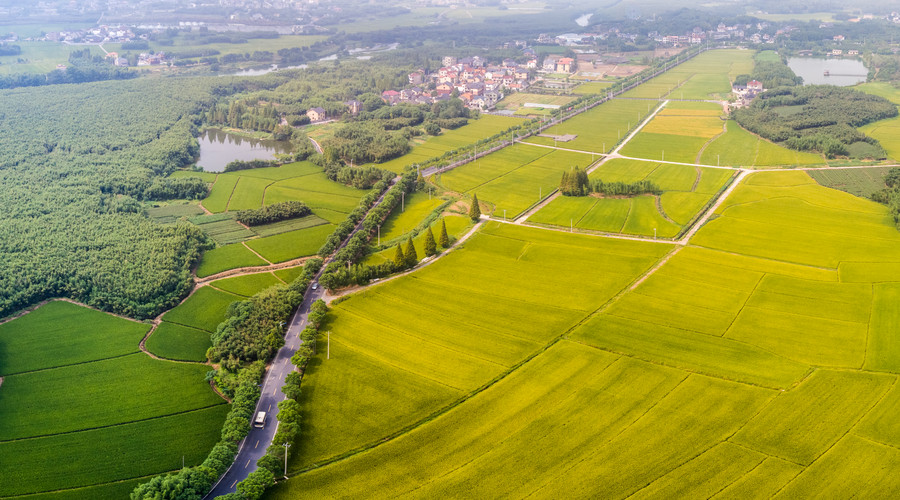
[283,443,291,478]
[377,225,380,246]
[401,191,405,212]
[327,331,330,360]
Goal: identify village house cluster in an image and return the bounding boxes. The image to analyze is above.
[41,25,138,44]
[381,53,537,111]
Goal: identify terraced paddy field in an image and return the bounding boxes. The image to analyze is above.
[266,168,900,498]
[362,115,524,173]
[523,98,658,154]
[529,159,735,237]
[620,101,725,164]
[438,144,595,218]
[0,301,228,498]
[700,120,825,167]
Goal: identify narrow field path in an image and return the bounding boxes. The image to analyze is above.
[514,101,668,224]
[195,257,311,283]
[241,241,272,264]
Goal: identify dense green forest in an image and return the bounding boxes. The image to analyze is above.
[733,85,897,158]
[0,77,219,319]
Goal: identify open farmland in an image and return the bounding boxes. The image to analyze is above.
[438,143,595,218]
[494,93,578,117]
[620,48,754,100]
[529,159,735,237]
[195,242,268,278]
[808,167,891,197]
[363,115,524,173]
[0,301,227,498]
[700,120,824,167]
[376,190,447,244]
[620,101,725,163]
[264,164,900,498]
[192,161,364,275]
[859,114,900,161]
[286,222,672,471]
[364,215,472,265]
[523,98,658,153]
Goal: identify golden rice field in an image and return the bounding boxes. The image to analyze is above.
[266,167,900,498]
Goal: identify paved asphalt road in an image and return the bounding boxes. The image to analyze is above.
[206,284,324,497]
[206,177,398,497]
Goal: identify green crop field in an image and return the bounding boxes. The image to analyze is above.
[496,93,578,117]
[0,302,226,497]
[201,161,367,215]
[146,202,205,224]
[523,98,658,154]
[244,223,335,263]
[808,167,891,197]
[161,286,241,332]
[620,49,754,100]
[189,213,256,245]
[365,115,525,173]
[104,34,326,61]
[274,265,305,283]
[529,159,734,237]
[0,42,101,75]
[439,144,594,218]
[621,101,725,163]
[145,321,211,362]
[263,165,900,497]
[377,190,446,244]
[211,272,283,297]
[700,120,825,167]
[364,215,472,265]
[195,243,267,278]
[860,115,900,161]
[0,301,146,376]
[250,214,330,238]
[287,223,671,471]
[573,81,614,94]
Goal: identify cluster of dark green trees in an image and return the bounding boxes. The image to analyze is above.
[223,158,280,172]
[208,259,322,374]
[872,168,900,227]
[733,85,897,158]
[235,201,311,226]
[0,78,224,320]
[559,167,591,196]
[559,167,661,197]
[733,58,804,89]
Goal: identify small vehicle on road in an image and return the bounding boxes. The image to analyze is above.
[253,411,267,428]
[311,282,318,290]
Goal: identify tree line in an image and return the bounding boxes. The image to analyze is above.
[235,201,312,226]
[559,167,662,197]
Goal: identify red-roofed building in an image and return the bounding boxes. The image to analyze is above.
[747,80,763,91]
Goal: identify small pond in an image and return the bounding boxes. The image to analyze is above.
[196,128,292,172]
[787,57,868,86]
